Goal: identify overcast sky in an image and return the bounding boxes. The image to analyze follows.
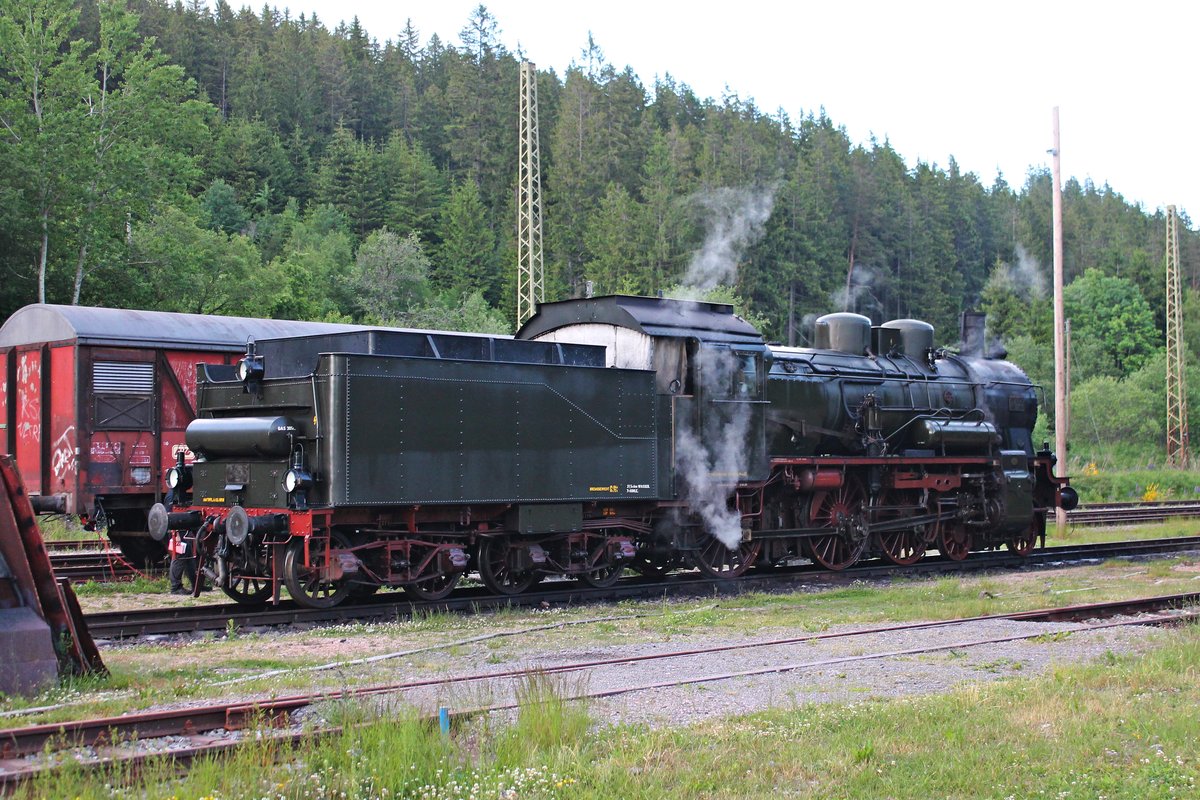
[284,0,1198,223]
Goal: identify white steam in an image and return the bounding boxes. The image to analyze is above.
[682,185,777,291]
[831,264,881,315]
[673,348,753,549]
[985,244,1047,301]
[669,184,777,550]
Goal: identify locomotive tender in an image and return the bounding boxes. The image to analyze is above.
[151,295,1077,608]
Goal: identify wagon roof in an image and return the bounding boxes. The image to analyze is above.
[516,294,764,345]
[0,304,375,352]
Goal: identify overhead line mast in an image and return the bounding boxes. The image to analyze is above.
[1166,204,1189,468]
[516,61,545,328]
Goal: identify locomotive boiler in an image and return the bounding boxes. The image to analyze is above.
[150,296,1076,608]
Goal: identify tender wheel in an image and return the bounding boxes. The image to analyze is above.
[873,490,926,566]
[689,534,761,579]
[403,570,463,601]
[580,563,625,588]
[937,521,971,561]
[222,574,273,605]
[477,536,541,595]
[807,480,867,571]
[284,533,352,609]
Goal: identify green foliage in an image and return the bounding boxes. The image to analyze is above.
[126,206,262,315]
[255,204,356,320]
[199,179,249,234]
[1063,269,1160,377]
[350,228,431,321]
[0,0,206,307]
[436,178,500,302]
[398,290,512,335]
[1070,469,1200,503]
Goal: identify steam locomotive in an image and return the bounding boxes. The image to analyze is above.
[150,295,1077,608]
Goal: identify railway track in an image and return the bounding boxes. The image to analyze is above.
[45,551,153,582]
[38,501,1198,585]
[3,592,1195,788]
[81,534,1200,639]
[1066,500,1200,526]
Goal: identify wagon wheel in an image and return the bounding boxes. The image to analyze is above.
[284,532,352,609]
[404,569,463,601]
[222,574,273,605]
[872,490,927,566]
[807,478,868,571]
[689,533,761,579]
[477,536,542,596]
[1006,516,1042,557]
[937,520,972,561]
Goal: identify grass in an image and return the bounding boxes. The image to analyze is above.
[1070,468,1200,503]
[16,625,1200,799]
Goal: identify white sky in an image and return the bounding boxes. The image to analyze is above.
[284,0,1199,223]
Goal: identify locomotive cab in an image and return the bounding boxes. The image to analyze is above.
[516,294,772,489]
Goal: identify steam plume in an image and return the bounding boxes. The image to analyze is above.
[673,348,752,549]
[682,185,777,291]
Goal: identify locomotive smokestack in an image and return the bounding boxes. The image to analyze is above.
[960,311,986,357]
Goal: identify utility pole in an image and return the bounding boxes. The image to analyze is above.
[1166,204,1190,467]
[516,61,545,329]
[1051,108,1068,534]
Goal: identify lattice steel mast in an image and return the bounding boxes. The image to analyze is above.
[516,61,545,328]
[1166,204,1189,467]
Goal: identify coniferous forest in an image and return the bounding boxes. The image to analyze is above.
[3,0,1200,468]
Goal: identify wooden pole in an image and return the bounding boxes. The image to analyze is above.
[1051,108,1068,534]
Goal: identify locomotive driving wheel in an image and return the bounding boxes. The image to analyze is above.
[873,490,927,567]
[477,535,542,595]
[632,551,679,579]
[937,520,971,561]
[284,531,353,609]
[689,531,761,579]
[1006,516,1042,557]
[807,479,868,571]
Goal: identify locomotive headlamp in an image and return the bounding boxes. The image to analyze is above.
[283,467,312,493]
[237,339,265,389]
[165,451,192,493]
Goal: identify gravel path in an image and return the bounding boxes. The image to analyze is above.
[332,614,1164,730]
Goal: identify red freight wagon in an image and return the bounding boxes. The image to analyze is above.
[0,305,376,563]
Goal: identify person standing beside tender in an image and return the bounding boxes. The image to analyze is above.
[167,530,197,595]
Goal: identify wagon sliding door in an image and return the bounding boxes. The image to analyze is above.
[88,358,157,498]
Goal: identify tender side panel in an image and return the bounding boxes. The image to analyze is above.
[331,354,660,505]
[14,348,43,495]
[46,345,77,511]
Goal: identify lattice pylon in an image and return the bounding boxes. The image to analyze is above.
[1166,204,1190,467]
[516,61,545,329]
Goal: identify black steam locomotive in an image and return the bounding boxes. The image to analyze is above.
[150,296,1076,608]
